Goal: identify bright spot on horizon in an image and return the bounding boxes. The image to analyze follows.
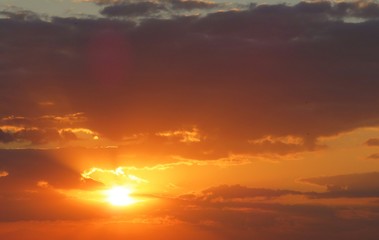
[106,186,135,206]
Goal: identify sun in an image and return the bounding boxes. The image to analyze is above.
[106,186,135,206]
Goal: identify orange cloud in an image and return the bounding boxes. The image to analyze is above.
[81,167,149,187]
[0,170,8,177]
[156,127,203,143]
[249,135,304,145]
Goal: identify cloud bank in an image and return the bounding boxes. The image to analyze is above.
[1,1,379,159]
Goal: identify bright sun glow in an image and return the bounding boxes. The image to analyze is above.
[106,186,135,206]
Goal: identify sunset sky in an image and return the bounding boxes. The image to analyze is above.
[1,0,379,239]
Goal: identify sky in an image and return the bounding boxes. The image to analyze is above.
[1,0,379,239]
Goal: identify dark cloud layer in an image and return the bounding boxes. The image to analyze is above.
[99,0,219,17]
[0,149,104,221]
[162,182,379,240]
[0,149,102,190]
[195,184,301,199]
[169,0,218,10]
[184,174,379,201]
[301,172,379,198]
[367,153,379,159]
[365,138,379,146]
[0,113,88,145]
[1,1,379,158]
[100,2,164,17]
[0,9,41,21]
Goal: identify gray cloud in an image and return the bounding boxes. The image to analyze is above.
[188,184,301,200]
[2,1,379,158]
[367,153,379,160]
[99,0,219,17]
[160,183,379,240]
[0,149,104,221]
[100,2,164,17]
[0,149,103,191]
[169,0,218,10]
[365,138,379,146]
[89,0,125,5]
[0,113,88,145]
[182,176,379,201]
[0,114,87,131]
[0,9,41,21]
[301,172,379,198]
[0,130,15,143]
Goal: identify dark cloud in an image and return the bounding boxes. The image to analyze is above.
[0,130,15,143]
[202,185,299,199]
[60,130,78,141]
[100,2,164,17]
[1,1,379,158]
[0,113,91,145]
[13,128,61,144]
[365,138,379,146]
[2,128,85,145]
[347,1,379,18]
[301,172,379,197]
[252,1,379,19]
[182,178,379,201]
[91,0,125,5]
[159,184,379,240]
[0,9,41,21]
[169,0,218,10]
[0,149,106,220]
[179,185,281,202]
[0,187,106,221]
[293,1,332,14]
[0,113,87,128]
[367,153,379,160]
[0,149,103,190]
[99,0,218,17]
[0,126,77,145]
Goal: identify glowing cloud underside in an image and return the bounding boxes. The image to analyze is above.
[0,171,8,177]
